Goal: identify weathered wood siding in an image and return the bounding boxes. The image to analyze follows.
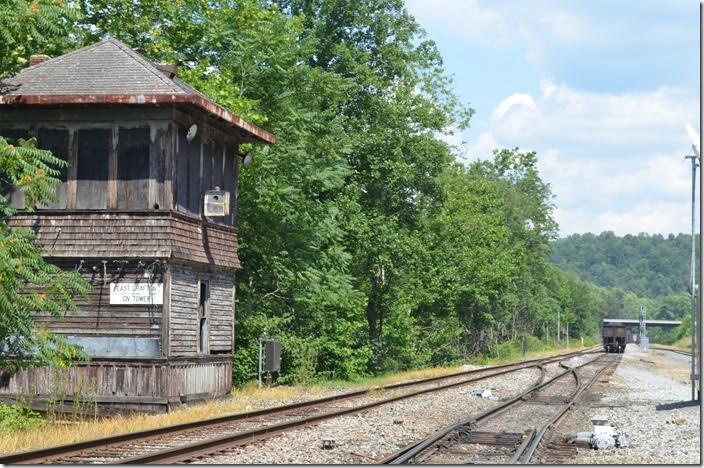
[76,129,110,209]
[8,211,240,268]
[170,268,199,356]
[169,266,234,356]
[0,360,165,402]
[0,356,232,414]
[31,261,163,338]
[117,127,151,209]
[167,358,232,400]
[0,108,241,413]
[37,128,69,209]
[209,275,235,353]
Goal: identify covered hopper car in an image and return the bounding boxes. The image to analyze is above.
[602,322,626,353]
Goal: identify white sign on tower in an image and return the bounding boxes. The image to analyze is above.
[110,283,164,305]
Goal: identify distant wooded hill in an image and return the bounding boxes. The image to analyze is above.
[550,232,699,299]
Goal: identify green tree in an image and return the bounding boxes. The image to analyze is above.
[0,136,89,372]
[551,232,699,299]
[0,0,78,75]
[0,1,89,373]
[66,0,614,383]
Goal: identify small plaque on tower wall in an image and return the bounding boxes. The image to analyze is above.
[110,283,164,305]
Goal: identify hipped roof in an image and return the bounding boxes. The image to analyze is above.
[0,38,275,145]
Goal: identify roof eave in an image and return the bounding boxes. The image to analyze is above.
[0,93,275,145]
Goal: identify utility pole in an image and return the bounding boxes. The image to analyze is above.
[557,309,560,346]
[686,119,700,400]
[639,306,647,351]
[258,335,265,388]
[544,322,548,345]
[686,151,698,400]
[696,0,702,402]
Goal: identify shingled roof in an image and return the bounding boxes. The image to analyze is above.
[0,38,275,144]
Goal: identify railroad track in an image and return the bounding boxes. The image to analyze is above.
[380,353,620,465]
[0,347,599,465]
[650,346,693,357]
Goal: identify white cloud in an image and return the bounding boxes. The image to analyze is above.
[406,0,509,47]
[556,202,695,236]
[536,150,602,206]
[464,130,498,160]
[594,153,693,199]
[538,12,601,45]
[491,79,696,150]
[464,80,698,235]
[406,0,614,63]
[492,93,536,121]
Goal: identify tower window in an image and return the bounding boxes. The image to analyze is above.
[196,281,209,354]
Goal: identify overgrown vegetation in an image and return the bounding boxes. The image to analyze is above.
[2,0,677,389]
[0,401,43,434]
[0,139,91,373]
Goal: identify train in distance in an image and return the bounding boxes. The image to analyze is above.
[602,322,627,353]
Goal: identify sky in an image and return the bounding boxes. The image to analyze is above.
[405,0,700,237]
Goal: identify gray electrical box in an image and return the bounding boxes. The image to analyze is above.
[265,339,281,372]
[203,189,230,217]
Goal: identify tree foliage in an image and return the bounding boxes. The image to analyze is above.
[550,231,696,333]
[0,1,89,373]
[551,232,699,298]
[1,0,630,382]
[0,0,78,75]
[0,137,90,372]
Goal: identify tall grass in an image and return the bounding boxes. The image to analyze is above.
[670,336,694,351]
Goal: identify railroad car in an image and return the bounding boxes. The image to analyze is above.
[602,322,626,353]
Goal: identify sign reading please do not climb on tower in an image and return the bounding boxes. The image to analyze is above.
[110,283,164,305]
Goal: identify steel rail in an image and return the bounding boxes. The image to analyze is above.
[517,358,614,464]
[0,347,598,465]
[384,354,605,465]
[117,353,593,465]
[508,429,536,464]
[651,346,693,357]
[376,440,427,464]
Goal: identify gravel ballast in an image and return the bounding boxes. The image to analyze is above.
[195,355,601,464]
[193,346,698,464]
[567,344,700,464]
[195,366,547,464]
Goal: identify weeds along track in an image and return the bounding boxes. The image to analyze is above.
[0,347,599,464]
[381,352,620,465]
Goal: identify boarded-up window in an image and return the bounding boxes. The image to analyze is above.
[0,129,28,209]
[76,129,110,209]
[202,142,213,195]
[212,145,224,190]
[37,128,69,209]
[176,127,189,212]
[223,149,235,226]
[117,128,150,209]
[187,136,201,214]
